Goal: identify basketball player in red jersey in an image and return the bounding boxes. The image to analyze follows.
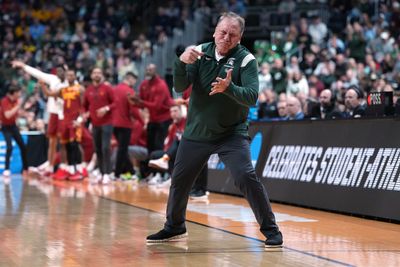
[40,70,87,180]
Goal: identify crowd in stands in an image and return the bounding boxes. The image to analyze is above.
[0,0,246,127]
[254,0,400,121]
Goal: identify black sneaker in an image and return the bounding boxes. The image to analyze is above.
[146,229,188,243]
[189,189,208,200]
[265,231,283,248]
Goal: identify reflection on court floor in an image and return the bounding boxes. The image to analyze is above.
[0,175,399,267]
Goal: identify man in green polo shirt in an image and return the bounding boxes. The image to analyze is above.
[146,12,283,249]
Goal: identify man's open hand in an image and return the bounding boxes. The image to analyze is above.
[210,69,232,95]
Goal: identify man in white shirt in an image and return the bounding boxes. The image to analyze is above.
[308,15,328,46]
[12,60,68,175]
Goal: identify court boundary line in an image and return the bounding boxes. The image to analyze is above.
[97,194,354,267]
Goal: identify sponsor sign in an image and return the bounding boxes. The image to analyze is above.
[207,119,400,221]
[263,146,400,191]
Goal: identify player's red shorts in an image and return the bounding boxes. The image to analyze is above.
[47,113,60,138]
[59,120,82,144]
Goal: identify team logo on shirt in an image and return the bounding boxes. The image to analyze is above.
[224,58,236,74]
[227,58,235,66]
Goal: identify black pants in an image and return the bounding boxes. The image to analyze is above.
[66,141,82,167]
[192,165,208,192]
[113,127,132,177]
[164,135,279,239]
[150,139,207,190]
[92,125,113,174]
[147,120,171,154]
[2,125,28,171]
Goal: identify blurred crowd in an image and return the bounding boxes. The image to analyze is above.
[2,0,399,128]
[254,0,400,121]
[0,0,249,131]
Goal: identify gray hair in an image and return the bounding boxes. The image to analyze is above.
[217,12,245,35]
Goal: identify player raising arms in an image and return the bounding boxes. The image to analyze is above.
[11,60,67,176]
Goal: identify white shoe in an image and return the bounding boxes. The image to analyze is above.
[147,173,162,185]
[3,170,11,177]
[28,166,40,173]
[92,169,100,177]
[149,158,168,171]
[189,189,209,200]
[38,161,50,171]
[102,174,111,185]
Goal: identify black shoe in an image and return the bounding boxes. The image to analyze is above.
[265,231,283,248]
[146,229,188,243]
[189,189,208,200]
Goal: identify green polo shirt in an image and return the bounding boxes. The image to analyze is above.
[174,42,259,141]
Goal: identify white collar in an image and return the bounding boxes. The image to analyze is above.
[215,50,224,61]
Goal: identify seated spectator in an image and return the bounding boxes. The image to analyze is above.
[344,86,366,118]
[346,22,367,63]
[258,62,272,92]
[18,72,37,96]
[287,70,309,97]
[260,100,288,122]
[334,53,348,79]
[314,51,336,87]
[308,74,325,96]
[258,89,278,120]
[308,15,328,46]
[309,89,343,119]
[286,96,304,120]
[300,51,318,78]
[271,58,288,95]
[286,56,300,76]
[276,101,288,120]
[327,34,345,56]
[297,20,312,55]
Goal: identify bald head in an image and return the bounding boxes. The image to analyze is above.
[320,89,333,108]
[345,89,361,110]
[286,96,302,117]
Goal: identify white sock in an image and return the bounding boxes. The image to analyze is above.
[77,163,85,173]
[68,165,75,174]
[59,163,68,170]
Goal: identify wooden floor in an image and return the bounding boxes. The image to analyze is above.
[0,175,399,267]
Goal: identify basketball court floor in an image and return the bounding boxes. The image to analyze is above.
[0,175,399,266]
